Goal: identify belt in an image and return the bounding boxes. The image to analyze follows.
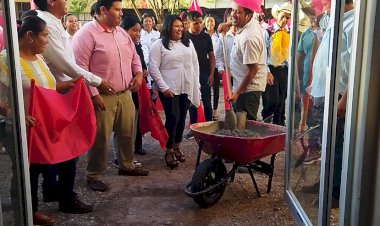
[269,65,287,69]
[99,90,126,95]
[115,90,126,95]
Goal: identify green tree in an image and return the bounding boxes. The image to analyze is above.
[68,0,92,14]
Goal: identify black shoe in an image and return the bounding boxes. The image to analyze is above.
[87,179,109,192]
[184,131,194,140]
[59,198,93,214]
[118,168,149,176]
[43,195,59,203]
[112,159,119,167]
[134,148,147,155]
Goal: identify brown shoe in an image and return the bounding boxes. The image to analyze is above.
[33,211,55,226]
[59,198,93,214]
[118,168,149,176]
[87,179,109,192]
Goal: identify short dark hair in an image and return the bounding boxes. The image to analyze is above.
[243,7,253,16]
[33,0,48,11]
[187,11,202,22]
[63,13,75,23]
[346,0,353,4]
[121,16,140,31]
[161,15,190,50]
[95,0,121,15]
[17,10,47,39]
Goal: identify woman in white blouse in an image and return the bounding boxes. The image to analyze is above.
[149,15,200,169]
[141,15,160,50]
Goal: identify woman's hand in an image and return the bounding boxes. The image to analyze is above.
[25,116,36,127]
[56,78,80,92]
[266,72,274,85]
[92,95,106,111]
[163,89,174,98]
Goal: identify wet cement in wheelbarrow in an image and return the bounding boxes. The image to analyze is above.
[214,129,261,137]
[2,88,295,226]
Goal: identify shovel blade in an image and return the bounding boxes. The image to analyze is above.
[224,109,237,130]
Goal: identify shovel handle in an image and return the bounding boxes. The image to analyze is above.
[221,32,233,98]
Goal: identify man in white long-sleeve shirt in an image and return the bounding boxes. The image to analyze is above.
[36,3,114,92]
[34,0,114,214]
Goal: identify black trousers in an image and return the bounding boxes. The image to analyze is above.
[189,80,212,123]
[30,164,49,213]
[262,65,288,125]
[132,92,142,150]
[234,91,262,120]
[159,93,190,149]
[212,70,220,110]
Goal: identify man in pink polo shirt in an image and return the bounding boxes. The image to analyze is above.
[72,0,149,192]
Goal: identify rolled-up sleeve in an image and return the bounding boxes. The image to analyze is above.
[148,41,169,92]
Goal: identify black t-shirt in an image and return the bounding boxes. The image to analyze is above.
[187,31,213,76]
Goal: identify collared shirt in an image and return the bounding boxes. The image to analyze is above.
[230,19,267,93]
[140,29,160,50]
[264,22,290,66]
[37,10,101,86]
[297,27,317,93]
[149,39,200,106]
[71,19,142,96]
[310,9,354,97]
[215,31,235,73]
[206,30,219,53]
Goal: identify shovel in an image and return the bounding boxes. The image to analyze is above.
[220,32,237,130]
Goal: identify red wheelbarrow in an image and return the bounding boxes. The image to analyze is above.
[184,120,286,208]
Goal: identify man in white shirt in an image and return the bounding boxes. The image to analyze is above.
[34,0,109,214]
[36,2,114,93]
[218,0,267,120]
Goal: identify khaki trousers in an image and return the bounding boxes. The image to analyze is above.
[87,91,135,180]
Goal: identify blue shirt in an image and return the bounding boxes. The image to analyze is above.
[297,27,316,94]
[310,9,354,97]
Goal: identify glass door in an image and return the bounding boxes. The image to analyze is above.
[0,0,32,225]
[285,0,357,224]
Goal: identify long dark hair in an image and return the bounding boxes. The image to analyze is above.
[161,15,189,50]
[17,10,47,39]
[121,16,141,31]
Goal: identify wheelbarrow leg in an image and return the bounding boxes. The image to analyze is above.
[247,167,261,197]
[195,140,203,168]
[267,154,276,193]
[230,164,239,183]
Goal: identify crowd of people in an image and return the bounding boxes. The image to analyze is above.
[0,0,355,224]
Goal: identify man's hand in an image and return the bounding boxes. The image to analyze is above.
[92,95,106,111]
[306,85,312,94]
[25,116,36,127]
[217,22,232,34]
[97,79,116,95]
[337,91,347,118]
[266,72,274,85]
[56,77,80,92]
[129,73,143,92]
[228,92,239,102]
[163,89,174,98]
[208,74,214,87]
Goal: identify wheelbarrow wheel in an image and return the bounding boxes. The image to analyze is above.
[191,158,227,208]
